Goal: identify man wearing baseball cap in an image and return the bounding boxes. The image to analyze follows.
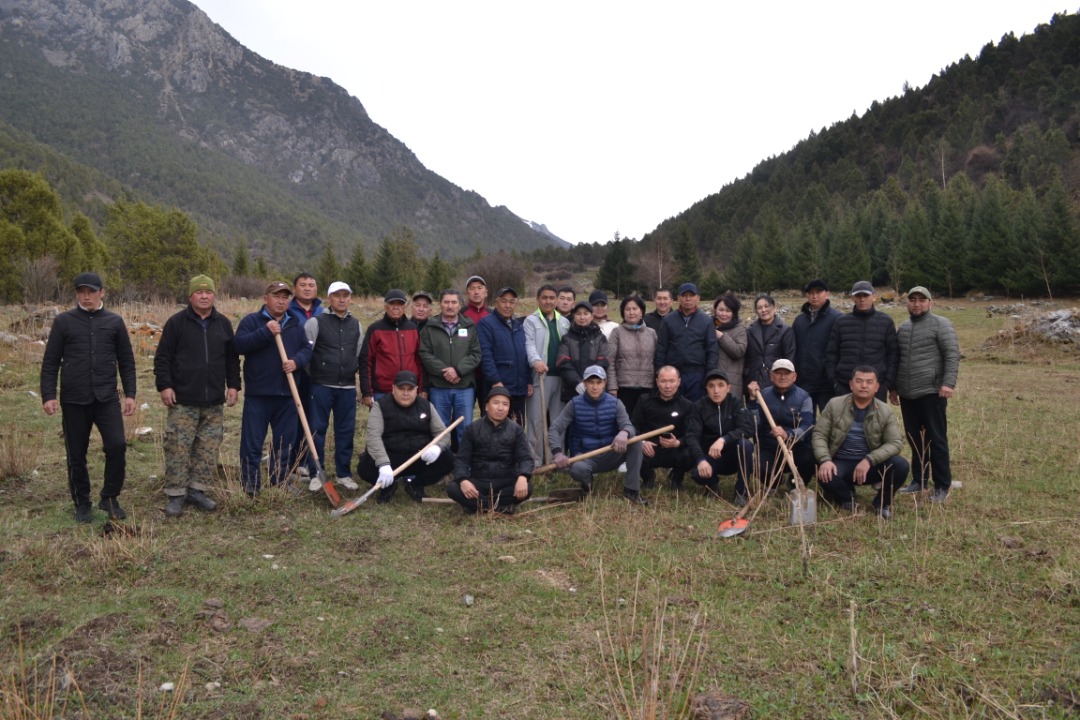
[411,290,434,331]
[892,286,959,502]
[154,274,241,517]
[826,281,898,401]
[793,279,843,413]
[41,272,137,523]
[357,370,454,503]
[548,365,648,505]
[359,289,424,407]
[654,282,718,401]
[234,281,313,495]
[686,369,755,505]
[304,281,363,492]
[462,275,491,410]
[746,359,816,492]
[477,286,532,425]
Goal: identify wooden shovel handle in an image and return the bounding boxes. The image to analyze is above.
[390,416,464,478]
[534,425,675,475]
[752,387,808,494]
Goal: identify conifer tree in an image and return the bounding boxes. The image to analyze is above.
[423,251,453,296]
[343,241,370,297]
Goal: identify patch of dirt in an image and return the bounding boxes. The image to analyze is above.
[2,611,64,645]
[533,568,573,591]
[50,613,147,706]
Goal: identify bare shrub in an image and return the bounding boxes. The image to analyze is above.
[219,275,269,301]
[544,269,573,282]
[19,256,61,304]
[0,425,43,481]
[463,252,527,297]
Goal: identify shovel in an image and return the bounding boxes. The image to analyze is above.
[532,425,675,474]
[755,390,816,527]
[275,334,341,508]
[331,416,464,518]
[422,486,587,506]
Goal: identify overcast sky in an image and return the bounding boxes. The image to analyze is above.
[193,1,1071,246]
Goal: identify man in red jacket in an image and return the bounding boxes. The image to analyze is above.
[359,289,424,407]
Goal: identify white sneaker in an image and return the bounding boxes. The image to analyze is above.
[336,476,359,490]
[618,463,627,474]
[298,466,310,477]
[308,476,322,492]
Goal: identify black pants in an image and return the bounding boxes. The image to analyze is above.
[616,387,649,420]
[808,389,834,415]
[641,446,693,484]
[690,438,754,496]
[357,448,455,488]
[900,394,951,490]
[819,455,909,509]
[757,440,816,488]
[61,399,127,507]
[446,476,531,513]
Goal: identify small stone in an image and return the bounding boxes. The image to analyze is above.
[402,709,424,720]
[463,594,474,606]
[426,710,440,720]
[498,555,517,563]
[1000,536,1023,549]
[435,627,444,633]
[159,682,175,692]
[262,554,275,559]
[204,598,224,609]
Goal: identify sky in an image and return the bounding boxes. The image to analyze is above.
[193,1,1071,246]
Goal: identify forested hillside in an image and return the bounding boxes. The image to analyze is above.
[566,12,1080,299]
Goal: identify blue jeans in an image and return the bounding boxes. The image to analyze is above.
[310,385,357,478]
[428,386,474,443]
[240,396,298,493]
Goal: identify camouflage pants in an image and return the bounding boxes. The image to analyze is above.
[163,404,224,496]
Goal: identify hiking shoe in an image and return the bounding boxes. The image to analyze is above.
[899,482,925,495]
[494,503,517,515]
[877,506,892,520]
[376,482,398,504]
[641,477,656,490]
[617,462,627,474]
[839,500,856,513]
[733,493,748,508]
[623,489,649,506]
[186,489,217,512]
[402,476,424,502]
[308,475,322,492]
[75,504,93,524]
[98,497,126,520]
[336,476,359,490]
[298,466,310,477]
[929,487,950,503]
[165,495,186,518]
[669,471,684,491]
[579,477,592,494]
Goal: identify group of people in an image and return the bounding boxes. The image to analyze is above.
[40,270,958,522]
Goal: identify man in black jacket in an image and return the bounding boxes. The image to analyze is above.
[792,279,843,413]
[826,281,898,401]
[41,272,137,523]
[447,387,533,514]
[654,283,718,402]
[632,366,694,490]
[154,275,241,517]
[686,369,755,505]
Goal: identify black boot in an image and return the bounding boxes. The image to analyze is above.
[98,497,126,520]
[186,489,217,511]
[165,495,186,518]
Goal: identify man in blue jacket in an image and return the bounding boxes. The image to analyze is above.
[234,281,313,495]
[477,286,533,426]
[792,279,843,413]
[654,282,718,402]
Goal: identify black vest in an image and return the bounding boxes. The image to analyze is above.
[377,395,435,456]
[309,312,362,386]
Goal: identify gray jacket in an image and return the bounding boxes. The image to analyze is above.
[896,311,959,398]
[715,323,747,399]
[608,323,657,391]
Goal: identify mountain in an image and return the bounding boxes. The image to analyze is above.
[0,0,563,266]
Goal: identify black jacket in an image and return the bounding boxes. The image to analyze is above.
[154,305,241,406]
[685,393,753,464]
[41,306,136,404]
[792,300,842,394]
[826,307,899,392]
[631,388,695,438]
[555,323,610,401]
[743,317,796,389]
[454,415,534,482]
[655,308,719,374]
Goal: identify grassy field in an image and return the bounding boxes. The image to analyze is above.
[1,293,1077,719]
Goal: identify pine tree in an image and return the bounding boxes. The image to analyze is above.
[595,233,637,297]
[343,241,370,297]
[423,251,453,296]
[232,240,250,276]
[315,242,343,289]
[1040,172,1080,294]
[674,228,702,288]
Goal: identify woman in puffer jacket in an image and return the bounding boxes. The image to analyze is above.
[607,295,656,418]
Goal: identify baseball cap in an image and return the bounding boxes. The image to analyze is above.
[705,368,729,383]
[771,359,795,373]
[393,370,418,387]
[327,281,352,295]
[571,300,593,314]
[495,286,518,298]
[589,290,608,305]
[850,281,874,296]
[74,272,103,290]
[803,279,829,293]
[384,289,407,303]
[907,286,932,300]
[677,282,700,296]
[412,290,433,302]
[465,275,486,287]
[583,365,607,381]
[265,281,292,296]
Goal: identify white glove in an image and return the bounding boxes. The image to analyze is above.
[377,465,395,488]
[575,382,586,395]
[420,446,441,464]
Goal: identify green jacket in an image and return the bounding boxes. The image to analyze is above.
[812,394,903,466]
[418,314,482,389]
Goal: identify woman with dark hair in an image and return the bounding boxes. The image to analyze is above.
[607,295,656,418]
[555,301,610,402]
[713,292,747,400]
[743,293,796,392]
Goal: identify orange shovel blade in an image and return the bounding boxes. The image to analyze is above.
[717,517,750,538]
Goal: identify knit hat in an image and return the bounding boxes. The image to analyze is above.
[189,275,215,295]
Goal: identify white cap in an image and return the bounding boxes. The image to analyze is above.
[327,281,352,295]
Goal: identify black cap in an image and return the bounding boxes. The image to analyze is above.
[803,279,829,293]
[705,368,729,383]
[384,289,407,303]
[677,282,700,296]
[74,272,103,290]
[393,370,418,387]
[572,300,593,314]
[486,386,511,402]
[495,286,518,298]
[589,290,608,305]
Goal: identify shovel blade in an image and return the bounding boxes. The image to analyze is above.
[317,470,342,508]
[717,517,750,538]
[547,487,586,502]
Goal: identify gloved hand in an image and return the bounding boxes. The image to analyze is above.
[575,382,586,395]
[611,430,629,453]
[554,452,571,469]
[420,446,441,464]
[377,465,395,488]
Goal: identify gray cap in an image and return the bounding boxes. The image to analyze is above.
[907,286,932,299]
[583,365,607,381]
[384,289,407,303]
[850,281,874,296]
